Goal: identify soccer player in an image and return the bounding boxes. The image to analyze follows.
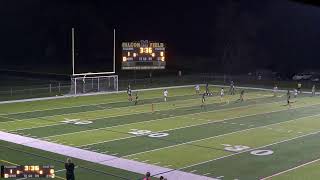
[286,90,291,106]
[229,81,235,95]
[273,84,278,97]
[297,82,302,94]
[220,87,224,101]
[134,92,139,105]
[205,83,209,95]
[65,158,75,180]
[163,89,168,102]
[195,84,200,94]
[239,89,245,102]
[201,93,206,110]
[312,85,316,96]
[127,85,132,101]
[294,89,298,98]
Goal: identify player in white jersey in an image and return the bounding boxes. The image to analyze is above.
[163,89,168,102]
[294,89,298,98]
[273,85,278,97]
[195,85,200,94]
[312,85,316,96]
[220,87,224,102]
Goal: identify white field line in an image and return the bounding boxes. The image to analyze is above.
[8,93,268,132]
[124,113,320,158]
[260,158,320,180]
[0,130,217,180]
[40,98,289,139]
[78,103,305,148]
[0,92,198,117]
[77,103,320,149]
[0,84,203,111]
[1,90,259,126]
[178,129,320,171]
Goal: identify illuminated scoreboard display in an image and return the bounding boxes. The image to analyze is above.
[1,165,55,178]
[122,40,166,70]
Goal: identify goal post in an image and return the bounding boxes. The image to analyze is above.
[70,75,118,95]
[69,28,118,95]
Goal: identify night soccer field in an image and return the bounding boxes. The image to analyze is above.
[1,85,320,180]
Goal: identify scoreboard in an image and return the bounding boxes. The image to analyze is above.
[121,40,166,70]
[1,165,55,178]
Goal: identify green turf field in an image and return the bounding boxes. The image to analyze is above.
[1,85,320,179]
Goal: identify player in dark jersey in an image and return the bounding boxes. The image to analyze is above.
[127,85,132,101]
[286,90,291,106]
[229,81,235,95]
[201,93,206,110]
[134,92,139,105]
[205,83,209,94]
[239,89,245,102]
[65,158,75,180]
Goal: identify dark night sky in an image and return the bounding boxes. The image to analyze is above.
[1,0,320,74]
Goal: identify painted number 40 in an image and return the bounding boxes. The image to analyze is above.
[128,129,169,138]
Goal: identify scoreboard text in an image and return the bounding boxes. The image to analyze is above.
[121,40,166,70]
[1,165,55,178]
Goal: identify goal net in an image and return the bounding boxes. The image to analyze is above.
[70,75,118,95]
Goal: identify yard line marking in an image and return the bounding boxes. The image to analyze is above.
[10,94,278,135]
[6,89,231,123]
[190,170,197,173]
[2,87,202,115]
[0,159,19,165]
[261,158,320,179]
[154,162,161,165]
[77,136,136,148]
[124,113,320,157]
[141,160,150,163]
[45,98,317,143]
[216,176,224,179]
[80,102,320,148]
[111,153,119,156]
[203,172,211,176]
[10,123,63,132]
[179,129,320,171]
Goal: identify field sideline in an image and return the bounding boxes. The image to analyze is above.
[1,85,320,179]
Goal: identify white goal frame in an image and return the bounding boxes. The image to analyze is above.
[71,75,118,95]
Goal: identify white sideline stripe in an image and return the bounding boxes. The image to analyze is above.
[0,131,217,180]
[179,129,320,171]
[124,113,320,158]
[76,99,314,148]
[0,84,202,106]
[260,158,320,180]
[42,98,291,139]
